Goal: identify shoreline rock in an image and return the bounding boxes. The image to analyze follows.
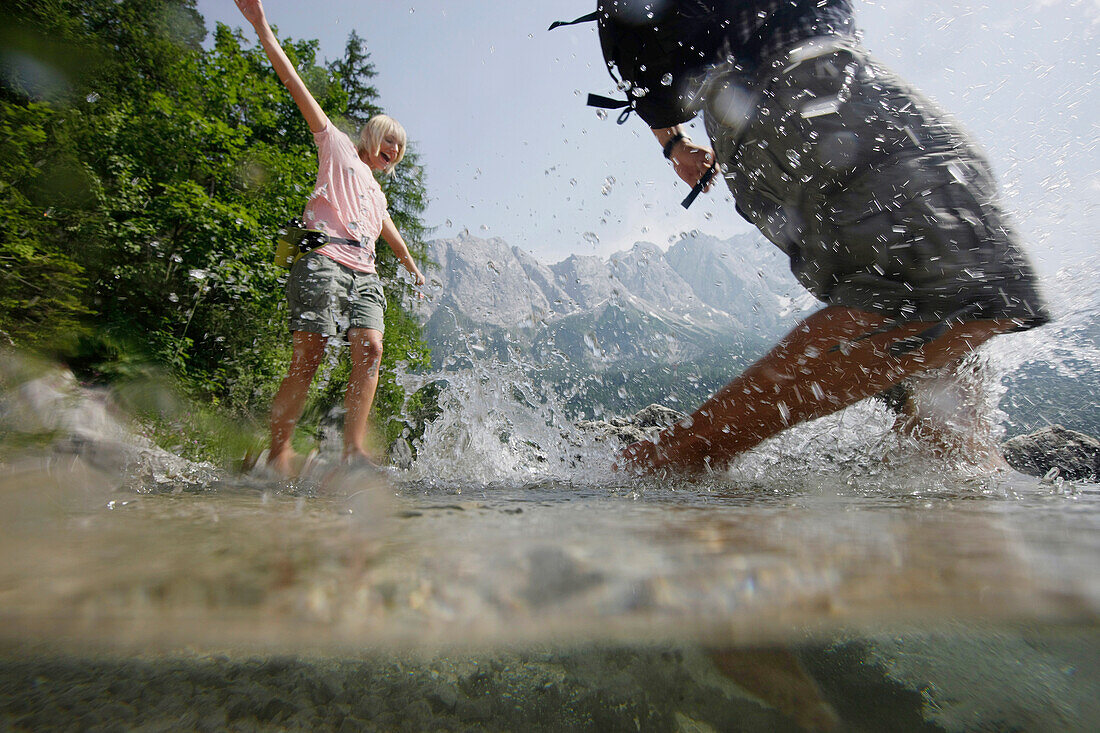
[1,356,220,492]
[576,403,686,446]
[1001,425,1100,482]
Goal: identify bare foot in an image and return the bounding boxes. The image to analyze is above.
[343,448,383,470]
[266,448,316,478]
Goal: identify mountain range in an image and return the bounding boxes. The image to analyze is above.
[415,230,816,373]
[412,232,1100,434]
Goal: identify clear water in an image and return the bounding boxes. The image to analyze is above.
[2,266,1099,731]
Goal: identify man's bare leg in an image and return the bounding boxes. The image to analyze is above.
[344,327,384,464]
[891,357,1010,470]
[268,330,326,475]
[620,306,1022,474]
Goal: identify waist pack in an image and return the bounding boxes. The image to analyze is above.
[273,219,361,269]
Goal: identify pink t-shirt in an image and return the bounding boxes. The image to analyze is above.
[302,123,388,274]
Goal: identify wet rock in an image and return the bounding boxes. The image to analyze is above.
[426,682,459,712]
[12,639,1091,733]
[337,714,370,733]
[1001,425,1100,481]
[456,695,493,722]
[801,626,1100,733]
[576,403,687,446]
[389,437,414,470]
[0,356,220,491]
[632,403,685,429]
[674,711,720,733]
[521,547,604,607]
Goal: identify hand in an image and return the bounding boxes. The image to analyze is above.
[670,140,716,193]
[234,0,266,28]
[409,269,426,299]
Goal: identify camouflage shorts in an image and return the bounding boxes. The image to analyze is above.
[705,40,1049,329]
[286,251,386,336]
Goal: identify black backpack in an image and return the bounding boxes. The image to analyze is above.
[551,1,720,125]
[552,0,836,124]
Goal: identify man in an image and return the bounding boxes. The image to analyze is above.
[562,0,1049,473]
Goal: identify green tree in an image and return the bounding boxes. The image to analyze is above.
[0,101,90,348]
[0,0,435,458]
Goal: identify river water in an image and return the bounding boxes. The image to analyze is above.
[2,269,1099,731]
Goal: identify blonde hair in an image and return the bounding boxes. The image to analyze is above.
[358,114,407,174]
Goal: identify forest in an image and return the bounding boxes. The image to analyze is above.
[0,0,434,460]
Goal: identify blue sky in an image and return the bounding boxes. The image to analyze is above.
[196,1,1098,273]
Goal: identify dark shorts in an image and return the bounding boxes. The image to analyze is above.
[705,39,1049,329]
[287,251,386,336]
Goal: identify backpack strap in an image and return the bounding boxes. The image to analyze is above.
[587,94,634,125]
[548,11,600,31]
[550,10,636,124]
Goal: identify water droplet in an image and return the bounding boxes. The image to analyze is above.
[582,232,599,246]
[583,332,602,357]
[800,96,841,118]
[660,73,673,86]
[168,293,179,303]
[596,109,608,120]
[85,92,100,103]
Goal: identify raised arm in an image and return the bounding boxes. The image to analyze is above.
[234,0,328,133]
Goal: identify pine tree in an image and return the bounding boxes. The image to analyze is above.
[328,31,381,127]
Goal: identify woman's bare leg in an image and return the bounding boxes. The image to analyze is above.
[344,327,384,462]
[621,306,1022,474]
[268,330,326,475]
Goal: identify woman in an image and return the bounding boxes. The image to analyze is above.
[235,0,425,476]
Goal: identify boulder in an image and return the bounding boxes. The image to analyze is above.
[0,355,219,492]
[1001,425,1100,481]
[576,403,687,446]
[388,437,415,471]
